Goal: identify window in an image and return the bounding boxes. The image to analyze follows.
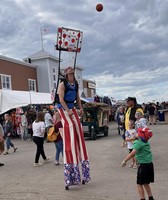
[53,74,56,81]
[91,89,95,97]
[1,74,11,89]
[53,68,56,73]
[53,68,57,89]
[54,82,57,89]
[77,74,81,85]
[84,88,88,97]
[28,79,36,91]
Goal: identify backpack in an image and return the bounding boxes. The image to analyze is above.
[54,79,78,104]
[47,126,59,142]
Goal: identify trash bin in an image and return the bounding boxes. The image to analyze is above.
[158,110,165,121]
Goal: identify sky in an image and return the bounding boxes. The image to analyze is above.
[1,0,168,103]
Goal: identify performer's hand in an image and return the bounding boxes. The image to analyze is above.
[67,110,73,116]
[79,108,84,116]
[121,160,127,167]
[7,133,11,137]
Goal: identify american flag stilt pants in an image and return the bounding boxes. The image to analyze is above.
[58,107,91,186]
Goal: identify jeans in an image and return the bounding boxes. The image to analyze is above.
[21,126,28,140]
[6,137,14,150]
[33,136,47,163]
[55,140,63,161]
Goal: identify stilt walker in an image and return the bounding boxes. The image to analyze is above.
[54,27,91,190]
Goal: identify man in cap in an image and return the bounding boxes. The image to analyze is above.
[125,97,144,131]
[57,66,91,190]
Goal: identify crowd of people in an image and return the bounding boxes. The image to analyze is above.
[116,100,167,129]
[0,106,62,164]
[94,93,168,124]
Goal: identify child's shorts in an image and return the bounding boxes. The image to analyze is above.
[129,149,133,153]
[137,162,154,185]
[121,133,125,140]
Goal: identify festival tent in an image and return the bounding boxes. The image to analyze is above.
[0,89,53,115]
[80,97,94,103]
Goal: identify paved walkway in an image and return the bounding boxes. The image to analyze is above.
[0,122,167,200]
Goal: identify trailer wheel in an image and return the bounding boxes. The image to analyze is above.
[104,126,109,137]
[91,129,97,140]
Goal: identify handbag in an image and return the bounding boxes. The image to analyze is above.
[47,126,59,142]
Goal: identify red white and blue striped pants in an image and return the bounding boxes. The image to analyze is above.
[58,107,91,186]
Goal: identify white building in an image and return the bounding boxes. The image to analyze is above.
[24,49,60,93]
[24,49,96,98]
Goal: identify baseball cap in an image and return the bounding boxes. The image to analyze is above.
[126,97,137,103]
[42,108,48,113]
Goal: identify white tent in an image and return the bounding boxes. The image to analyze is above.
[0,90,53,115]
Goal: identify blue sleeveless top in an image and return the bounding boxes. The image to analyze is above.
[57,82,77,109]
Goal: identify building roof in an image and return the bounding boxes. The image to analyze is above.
[24,49,60,62]
[61,64,84,71]
[82,78,96,83]
[74,65,84,70]
[0,55,36,68]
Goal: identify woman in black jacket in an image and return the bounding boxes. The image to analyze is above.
[4,114,17,155]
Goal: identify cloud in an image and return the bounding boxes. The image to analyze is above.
[85,66,168,103]
[1,0,168,102]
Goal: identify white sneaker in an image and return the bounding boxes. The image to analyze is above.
[33,163,43,167]
[44,156,51,163]
[55,161,59,165]
[55,161,63,165]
